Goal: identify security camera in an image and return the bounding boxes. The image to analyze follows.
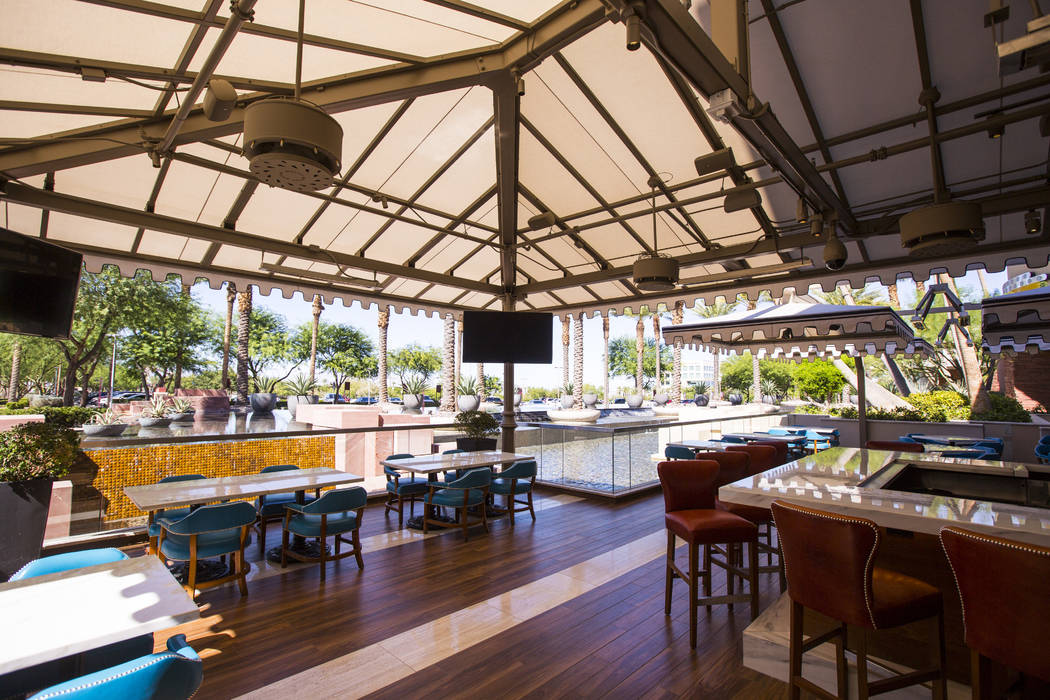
[823,233,847,271]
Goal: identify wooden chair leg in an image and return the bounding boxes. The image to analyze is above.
[856,625,870,700]
[702,544,712,607]
[836,622,848,698]
[507,494,515,525]
[461,507,469,541]
[688,541,698,649]
[971,649,985,700]
[726,543,736,611]
[398,495,404,527]
[353,529,364,569]
[281,527,289,568]
[665,530,675,615]
[409,496,415,520]
[934,611,947,700]
[186,559,198,599]
[319,538,328,583]
[777,539,787,593]
[237,550,248,596]
[748,540,759,619]
[789,600,803,700]
[481,499,489,533]
[423,503,430,534]
[527,489,535,521]
[258,519,267,554]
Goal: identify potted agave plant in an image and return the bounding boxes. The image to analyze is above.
[692,381,711,407]
[401,375,427,414]
[453,410,500,451]
[82,408,127,437]
[456,376,480,412]
[138,395,173,428]
[0,422,79,579]
[285,374,319,420]
[168,397,195,423]
[560,383,575,410]
[250,376,280,414]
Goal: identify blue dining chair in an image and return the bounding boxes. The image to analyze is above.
[158,501,256,599]
[1039,434,1050,446]
[767,427,791,436]
[384,452,426,526]
[255,464,317,554]
[28,634,202,700]
[2,548,153,698]
[972,439,1003,457]
[491,460,537,525]
[423,468,492,540]
[282,486,367,581]
[147,474,206,554]
[664,445,696,460]
[1036,443,1050,463]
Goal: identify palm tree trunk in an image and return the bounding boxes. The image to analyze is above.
[652,313,662,390]
[882,283,912,396]
[572,314,583,408]
[915,278,926,301]
[712,352,721,400]
[441,313,456,413]
[173,283,189,389]
[635,315,644,393]
[221,282,236,391]
[886,282,900,308]
[602,314,610,408]
[378,307,389,404]
[8,341,20,401]
[236,286,252,404]
[939,274,988,412]
[455,318,462,392]
[671,301,684,404]
[752,353,760,403]
[309,295,323,383]
[477,362,486,402]
[561,315,570,390]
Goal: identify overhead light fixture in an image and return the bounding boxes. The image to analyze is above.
[986,118,1005,139]
[1026,208,1042,234]
[809,215,823,238]
[899,201,984,257]
[203,79,237,122]
[371,193,389,210]
[693,147,735,176]
[823,231,847,271]
[796,197,810,224]
[625,12,641,51]
[513,70,526,97]
[260,262,381,289]
[723,186,762,213]
[631,175,679,290]
[527,211,557,230]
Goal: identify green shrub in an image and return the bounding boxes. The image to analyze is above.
[793,360,847,403]
[7,398,29,409]
[0,405,95,427]
[793,404,825,415]
[905,391,970,422]
[0,422,79,482]
[971,392,1031,423]
[833,405,923,421]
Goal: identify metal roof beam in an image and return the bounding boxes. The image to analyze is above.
[493,75,520,293]
[420,1,530,31]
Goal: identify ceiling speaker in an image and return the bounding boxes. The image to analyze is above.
[243,99,343,192]
[203,79,237,122]
[632,255,679,291]
[899,201,983,257]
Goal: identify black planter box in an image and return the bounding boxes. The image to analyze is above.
[455,437,498,452]
[0,478,53,581]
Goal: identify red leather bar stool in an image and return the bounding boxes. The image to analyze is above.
[725,444,785,591]
[749,439,790,466]
[771,500,947,700]
[939,527,1050,698]
[658,459,760,649]
[866,440,924,453]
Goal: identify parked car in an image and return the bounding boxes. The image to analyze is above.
[484,396,503,405]
[351,396,378,405]
[612,398,627,406]
[422,396,438,407]
[321,393,347,403]
[388,397,402,404]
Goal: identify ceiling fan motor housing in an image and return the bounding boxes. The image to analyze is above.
[899,201,984,257]
[243,99,343,192]
[633,255,680,291]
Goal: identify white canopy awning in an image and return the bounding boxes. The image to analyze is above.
[981,287,1050,355]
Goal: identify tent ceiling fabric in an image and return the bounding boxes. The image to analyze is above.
[1,0,1049,317]
[981,288,1050,355]
[661,302,927,358]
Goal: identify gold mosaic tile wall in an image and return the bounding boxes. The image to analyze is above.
[81,436,335,524]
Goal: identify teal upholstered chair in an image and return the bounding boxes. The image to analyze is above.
[158,501,256,599]
[664,445,696,460]
[2,548,153,698]
[490,460,536,525]
[255,464,318,553]
[147,474,205,554]
[282,486,367,581]
[423,468,491,540]
[1039,434,1050,446]
[767,427,791,436]
[972,439,1003,457]
[28,634,202,700]
[384,453,427,526]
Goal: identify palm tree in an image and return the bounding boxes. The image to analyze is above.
[671,301,684,404]
[221,282,236,391]
[454,317,462,391]
[377,307,390,404]
[440,313,456,412]
[635,312,645,393]
[652,309,663,391]
[694,300,734,399]
[235,285,252,404]
[309,294,323,383]
[939,274,989,412]
[561,314,570,390]
[572,313,583,408]
[886,282,900,308]
[476,361,486,402]
[602,313,610,408]
[8,340,20,400]
[743,294,760,402]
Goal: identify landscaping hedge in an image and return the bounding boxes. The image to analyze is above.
[0,405,96,427]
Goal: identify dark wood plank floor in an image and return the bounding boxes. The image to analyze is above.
[155,488,788,699]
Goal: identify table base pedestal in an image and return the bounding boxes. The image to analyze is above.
[264,539,332,564]
[168,559,228,584]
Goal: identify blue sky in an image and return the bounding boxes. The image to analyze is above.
[193,267,1006,390]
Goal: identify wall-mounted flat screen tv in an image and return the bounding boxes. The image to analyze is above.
[0,227,83,339]
[462,311,553,364]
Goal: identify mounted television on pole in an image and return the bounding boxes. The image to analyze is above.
[461,311,553,364]
[0,227,83,339]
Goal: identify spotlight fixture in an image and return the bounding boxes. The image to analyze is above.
[515,72,525,96]
[693,147,735,176]
[626,13,641,51]
[371,193,389,209]
[987,119,1004,139]
[809,215,823,238]
[795,197,809,224]
[823,231,847,271]
[723,186,762,213]
[1026,208,1042,235]
[527,211,557,230]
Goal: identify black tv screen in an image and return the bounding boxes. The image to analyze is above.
[462,311,553,364]
[0,227,82,339]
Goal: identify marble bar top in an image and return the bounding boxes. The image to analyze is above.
[718,447,1050,546]
[665,440,734,452]
[0,556,199,674]
[124,467,363,511]
[382,451,532,475]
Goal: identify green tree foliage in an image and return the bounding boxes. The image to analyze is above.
[0,334,64,397]
[388,344,441,387]
[232,308,298,387]
[482,373,502,396]
[759,359,794,398]
[793,360,847,403]
[607,336,672,390]
[719,354,755,400]
[302,322,376,392]
[970,392,1031,423]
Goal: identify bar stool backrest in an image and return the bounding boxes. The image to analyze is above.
[940,527,1050,682]
[747,440,789,466]
[726,444,778,474]
[771,500,880,629]
[657,460,719,512]
[691,451,750,487]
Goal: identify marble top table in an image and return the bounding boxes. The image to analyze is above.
[721,432,807,445]
[908,434,984,446]
[665,440,733,452]
[124,467,363,511]
[0,556,199,674]
[381,451,532,477]
[718,446,1050,546]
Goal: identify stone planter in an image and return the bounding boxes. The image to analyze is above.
[694,394,710,407]
[169,411,195,423]
[457,395,480,412]
[0,478,53,580]
[653,392,669,406]
[27,395,63,409]
[138,416,171,428]
[402,394,423,414]
[728,393,743,406]
[249,392,278,414]
[627,394,644,408]
[560,395,575,410]
[582,393,598,408]
[513,393,522,408]
[81,423,127,437]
